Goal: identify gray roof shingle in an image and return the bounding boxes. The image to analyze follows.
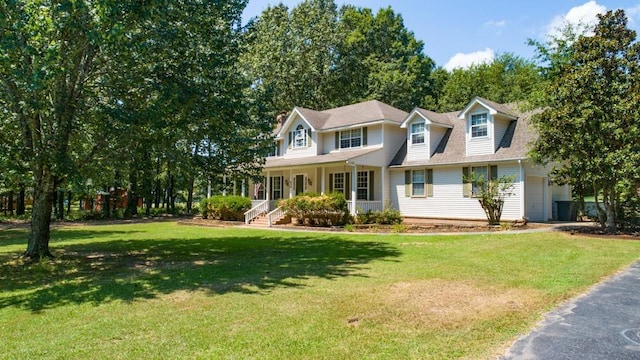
[390,103,538,167]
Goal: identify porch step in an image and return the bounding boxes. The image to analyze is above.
[247,213,290,227]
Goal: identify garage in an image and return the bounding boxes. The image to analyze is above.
[526,176,545,221]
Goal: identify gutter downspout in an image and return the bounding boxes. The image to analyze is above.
[346,161,357,216]
[519,159,525,220]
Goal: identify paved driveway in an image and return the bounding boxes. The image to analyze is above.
[502,261,640,359]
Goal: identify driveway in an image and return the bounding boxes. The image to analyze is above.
[501,261,640,359]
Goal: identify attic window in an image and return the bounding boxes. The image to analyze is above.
[339,128,363,149]
[293,125,307,148]
[411,122,425,145]
[471,113,488,138]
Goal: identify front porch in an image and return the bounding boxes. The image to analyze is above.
[244,162,387,225]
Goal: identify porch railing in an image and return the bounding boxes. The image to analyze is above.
[348,201,384,214]
[267,206,286,227]
[244,200,269,224]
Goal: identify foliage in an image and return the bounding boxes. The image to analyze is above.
[200,196,251,221]
[241,0,435,113]
[355,208,403,225]
[437,53,541,112]
[280,192,350,226]
[465,173,516,225]
[528,10,640,233]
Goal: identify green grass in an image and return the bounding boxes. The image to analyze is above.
[1,222,639,359]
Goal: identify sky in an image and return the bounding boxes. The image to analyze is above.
[242,0,640,70]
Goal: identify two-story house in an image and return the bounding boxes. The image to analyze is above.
[246,97,570,224]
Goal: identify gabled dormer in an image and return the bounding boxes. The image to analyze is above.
[274,107,327,158]
[458,97,518,157]
[400,108,453,162]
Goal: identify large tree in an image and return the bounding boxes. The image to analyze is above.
[436,53,541,112]
[242,0,435,114]
[529,10,640,233]
[0,0,253,259]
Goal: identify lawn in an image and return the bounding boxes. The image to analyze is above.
[1,222,639,359]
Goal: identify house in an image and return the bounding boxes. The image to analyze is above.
[245,97,570,224]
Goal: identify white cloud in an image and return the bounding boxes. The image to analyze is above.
[546,1,606,39]
[627,4,640,26]
[444,48,495,72]
[485,19,506,27]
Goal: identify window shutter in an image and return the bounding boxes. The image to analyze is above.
[490,165,498,181]
[329,174,334,192]
[288,132,292,149]
[427,169,433,197]
[369,170,374,201]
[335,132,339,150]
[345,172,351,200]
[362,127,368,146]
[404,170,411,197]
[462,167,471,197]
[307,128,312,147]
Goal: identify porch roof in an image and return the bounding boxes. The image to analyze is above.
[264,147,382,169]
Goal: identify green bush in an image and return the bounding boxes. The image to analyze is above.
[200,195,251,221]
[355,208,403,225]
[280,192,350,227]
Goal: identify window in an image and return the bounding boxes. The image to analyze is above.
[411,122,425,145]
[412,170,425,196]
[357,171,368,200]
[340,128,362,149]
[293,125,307,148]
[333,173,345,194]
[470,113,488,138]
[271,176,283,200]
[471,166,488,196]
[405,169,433,197]
[267,142,279,157]
[463,165,497,197]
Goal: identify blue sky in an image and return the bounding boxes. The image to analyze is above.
[242,0,640,70]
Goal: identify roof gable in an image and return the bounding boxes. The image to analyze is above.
[401,107,454,128]
[275,107,327,138]
[457,96,518,120]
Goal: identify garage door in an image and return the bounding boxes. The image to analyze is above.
[526,176,545,221]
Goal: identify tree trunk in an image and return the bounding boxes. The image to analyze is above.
[57,189,64,220]
[25,172,55,260]
[186,175,195,214]
[125,170,138,218]
[66,191,72,215]
[17,185,25,216]
[8,191,14,215]
[604,202,617,233]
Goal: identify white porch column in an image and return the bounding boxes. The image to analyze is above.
[381,166,385,207]
[347,161,357,215]
[321,166,325,195]
[519,160,525,219]
[266,171,271,202]
[222,175,227,196]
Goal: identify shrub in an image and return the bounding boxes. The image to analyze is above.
[355,208,403,225]
[280,192,350,226]
[199,195,251,221]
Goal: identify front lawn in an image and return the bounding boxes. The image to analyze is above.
[1,222,639,359]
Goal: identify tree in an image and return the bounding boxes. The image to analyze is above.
[529,10,640,233]
[242,1,436,113]
[0,0,252,259]
[465,172,516,225]
[437,53,541,112]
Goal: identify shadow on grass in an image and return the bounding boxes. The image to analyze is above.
[0,229,401,312]
[0,228,143,247]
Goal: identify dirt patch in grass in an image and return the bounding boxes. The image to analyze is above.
[361,279,545,330]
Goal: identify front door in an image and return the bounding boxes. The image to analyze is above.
[295,174,305,195]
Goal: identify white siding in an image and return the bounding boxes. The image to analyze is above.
[282,117,317,158]
[390,163,523,220]
[493,117,511,151]
[525,176,545,221]
[429,126,447,156]
[322,124,382,154]
[407,119,430,162]
[465,105,494,157]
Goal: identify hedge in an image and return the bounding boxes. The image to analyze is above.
[280,192,350,226]
[199,195,251,221]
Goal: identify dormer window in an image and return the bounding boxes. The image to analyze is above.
[411,122,425,145]
[293,125,307,148]
[471,113,488,138]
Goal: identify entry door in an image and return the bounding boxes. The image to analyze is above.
[295,174,305,195]
[526,176,545,221]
